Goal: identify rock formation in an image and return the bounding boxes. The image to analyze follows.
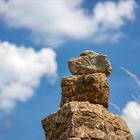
[42,50,134,140]
[61,73,109,109]
[68,50,112,76]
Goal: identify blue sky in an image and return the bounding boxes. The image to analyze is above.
[0,0,140,140]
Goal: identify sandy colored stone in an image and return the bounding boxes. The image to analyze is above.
[67,138,81,140]
[42,101,133,140]
[42,50,133,140]
[61,73,109,109]
[68,50,112,76]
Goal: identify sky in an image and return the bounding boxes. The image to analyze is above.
[0,0,140,139]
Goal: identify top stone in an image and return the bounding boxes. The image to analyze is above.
[68,50,112,76]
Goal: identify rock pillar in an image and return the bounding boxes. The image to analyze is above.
[42,50,134,140]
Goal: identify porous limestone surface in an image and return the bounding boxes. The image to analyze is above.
[61,73,109,109]
[42,101,133,140]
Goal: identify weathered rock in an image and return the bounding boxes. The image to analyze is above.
[42,50,133,140]
[42,101,134,140]
[68,50,112,76]
[61,73,109,109]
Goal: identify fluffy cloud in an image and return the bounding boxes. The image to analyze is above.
[122,101,140,140]
[0,41,57,111]
[0,0,136,46]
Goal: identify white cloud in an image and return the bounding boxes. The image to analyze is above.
[0,41,57,111]
[0,0,136,46]
[122,101,140,140]
[120,67,140,139]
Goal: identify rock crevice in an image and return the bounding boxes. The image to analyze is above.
[42,50,134,140]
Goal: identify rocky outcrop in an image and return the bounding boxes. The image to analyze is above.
[42,50,134,140]
[42,101,133,140]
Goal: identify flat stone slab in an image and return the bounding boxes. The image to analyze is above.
[61,73,109,109]
[42,101,134,140]
[68,50,112,76]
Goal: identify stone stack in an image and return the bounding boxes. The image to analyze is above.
[42,51,134,140]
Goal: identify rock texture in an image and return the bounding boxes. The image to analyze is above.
[68,50,112,76]
[61,73,109,109]
[42,50,134,140]
[42,101,133,140]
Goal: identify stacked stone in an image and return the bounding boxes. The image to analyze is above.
[42,51,134,140]
[61,51,111,109]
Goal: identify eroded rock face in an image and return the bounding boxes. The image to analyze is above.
[61,73,109,109]
[42,101,134,140]
[68,50,112,76]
